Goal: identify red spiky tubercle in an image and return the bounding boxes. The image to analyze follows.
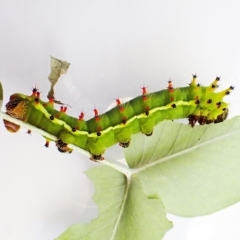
[167,81,175,102]
[115,98,125,112]
[31,87,38,97]
[60,106,68,113]
[78,112,85,121]
[142,86,148,101]
[93,108,100,122]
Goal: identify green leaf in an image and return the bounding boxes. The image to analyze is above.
[0,82,3,109]
[125,117,240,217]
[55,166,172,240]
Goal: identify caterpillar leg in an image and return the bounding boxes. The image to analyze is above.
[55,139,73,153]
[119,141,130,148]
[56,138,103,161]
[90,154,105,162]
[213,108,229,123]
[188,115,199,127]
[198,116,207,125]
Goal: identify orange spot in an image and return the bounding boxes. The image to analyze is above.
[142,95,148,101]
[48,97,55,106]
[95,116,100,121]
[195,96,199,101]
[119,105,124,112]
[145,106,150,111]
[97,126,102,131]
[170,96,174,102]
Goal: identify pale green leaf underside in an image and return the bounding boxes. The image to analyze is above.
[56,166,172,240]
[0,82,3,109]
[125,117,240,217]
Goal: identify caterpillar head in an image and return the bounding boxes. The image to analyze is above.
[4,95,28,133]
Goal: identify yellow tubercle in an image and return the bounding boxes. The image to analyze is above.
[207,77,220,92]
[219,86,234,96]
[189,74,198,86]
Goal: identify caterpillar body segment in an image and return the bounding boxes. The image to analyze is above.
[4,76,232,161]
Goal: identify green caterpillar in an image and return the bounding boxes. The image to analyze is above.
[3,75,232,161]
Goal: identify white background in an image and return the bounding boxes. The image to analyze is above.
[1,1,240,239]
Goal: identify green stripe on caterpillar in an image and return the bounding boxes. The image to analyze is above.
[3,75,232,161]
